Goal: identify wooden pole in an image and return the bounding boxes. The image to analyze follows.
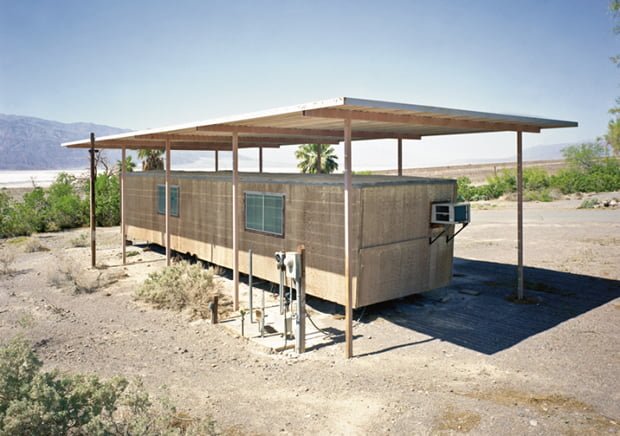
[232,131,239,310]
[517,131,524,300]
[397,137,403,176]
[316,145,322,174]
[344,118,353,358]
[121,146,126,265]
[215,150,219,172]
[259,147,263,173]
[165,139,171,266]
[89,133,96,268]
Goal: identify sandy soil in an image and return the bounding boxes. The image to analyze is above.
[1,193,619,435]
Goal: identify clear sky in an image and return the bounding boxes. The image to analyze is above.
[1,0,618,170]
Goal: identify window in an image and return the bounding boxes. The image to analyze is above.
[157,185,180,217]
[245,192,284,236]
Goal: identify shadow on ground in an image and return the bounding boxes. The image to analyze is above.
[357,257,620,355]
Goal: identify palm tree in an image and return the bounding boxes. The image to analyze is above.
[116,155,136,174]
[138,149,164,171]
[295,144,338,174]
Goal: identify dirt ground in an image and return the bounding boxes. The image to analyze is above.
[1,193,619,435]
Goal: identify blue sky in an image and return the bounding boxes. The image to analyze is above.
[1,0,618,170]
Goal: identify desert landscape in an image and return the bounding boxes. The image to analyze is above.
[1,182,618,435]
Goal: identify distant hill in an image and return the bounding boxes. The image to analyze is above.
[0,114,130,170]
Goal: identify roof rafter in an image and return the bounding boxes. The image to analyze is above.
[302,108,542,133]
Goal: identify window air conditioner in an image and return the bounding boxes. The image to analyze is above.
[431,202,471,225]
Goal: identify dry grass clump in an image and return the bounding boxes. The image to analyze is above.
[23,237,49,253]
[135,260,226,319]
[0,249,16,276]
[47,255,126,294]
[70,232,89,248]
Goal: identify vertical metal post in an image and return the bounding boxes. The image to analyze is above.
[517,131,524,300]
[296,245,306,354]
[344,118,353,359]
[215,150,219,172]
[397,137,403,176]
[165,139,171,266]
[232,131,239,310]
[89,133,96,268]
[259,147,263,173]
[316,145,322,174]
[121,145,126,265]
[249,249,254,322]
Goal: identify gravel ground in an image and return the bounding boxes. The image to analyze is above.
[0,194,619,435]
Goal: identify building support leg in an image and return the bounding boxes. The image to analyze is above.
[89,133,96,268]
[259,147,263,173]
[397,137,403,176]
[232,132,239,311]
[165,139,171,266]
[121,145,126,265]
[517,131,524,300]
[344,118,353,358]
[215,150,219,172]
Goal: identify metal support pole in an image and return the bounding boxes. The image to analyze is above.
[232,131,239,310]
[249,249,254,322]
[279,269,285,315]
[344,118,353,358]
[121,145,126,265]
[165,139,171,266]
[317,145,322,174]
[295,245,306,354]
[259,147,263,173]
[89,133,96,268]
[517,131,524,300]
[215,150,219,172]
[397,137,403,176]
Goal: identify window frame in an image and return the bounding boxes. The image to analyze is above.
[244,191,285,237]
[156,184,180,217]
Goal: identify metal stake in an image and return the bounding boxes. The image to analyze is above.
[249,249,254,322]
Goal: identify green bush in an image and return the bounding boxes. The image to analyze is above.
[0,338,216,435]
[94,173,120,227]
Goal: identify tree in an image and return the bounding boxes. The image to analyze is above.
[562,142,606,171]
[116,155,136,174]
[295,144,338,174]
[138,149,164,171]
[608,1,620,155]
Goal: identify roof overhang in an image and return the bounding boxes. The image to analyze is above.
[62,97,578,150]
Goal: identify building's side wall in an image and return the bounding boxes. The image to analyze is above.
[125,172,361,306]
[356,182,456,307]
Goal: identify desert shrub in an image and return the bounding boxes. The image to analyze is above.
[0,250,15,276]
[94,173,120,227]
[0,339,216,435]
[524,189,553,202]
[46,173,88,230]
[578,198,600,209]
[71,232,89,248]
[23,237,49,253]
[136,260,223,319]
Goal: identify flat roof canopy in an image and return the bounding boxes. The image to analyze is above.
[62,97,577,150]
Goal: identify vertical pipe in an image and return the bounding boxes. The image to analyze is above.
[232,131,239,311]
[397,137,403,176]
[344,118,353,359]
[121,145,126,265]
[296,245,306,354]
[249,249,253,323]
[517,131,524,300]
[215,150,219,172]
[259,147,263,173]
[165,140,171,266]
[89,133,96,268]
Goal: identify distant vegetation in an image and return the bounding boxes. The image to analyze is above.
[457,143,620,202]
[0,172,120,238]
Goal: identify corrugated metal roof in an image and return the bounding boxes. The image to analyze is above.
[62,97,577,150]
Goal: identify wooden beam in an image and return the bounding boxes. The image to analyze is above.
[141,133,339,144]
[344,118,353,359]
[303,108,541,133]
[89,133,96,268]
[197,124,421,140]
[232,131,239,311]
[214,150,219,172]
[121,146,126,265]
[397,138,403,176]
[258,147,263,173]
[517,131,524,300]
[165,139,171,266]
